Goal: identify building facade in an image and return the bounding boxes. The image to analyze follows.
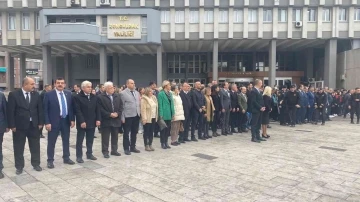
[1,0,360,90]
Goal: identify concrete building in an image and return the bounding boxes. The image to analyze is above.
[1,0,360,90]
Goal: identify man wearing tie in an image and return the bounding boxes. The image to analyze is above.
[7,77,44,174]
[249,79,266,143]
[43,77,75,169]
[219,82,232,135]
[120,79,141,155]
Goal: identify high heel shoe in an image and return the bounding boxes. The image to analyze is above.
[165,143,171,149]
[262,134,270,138]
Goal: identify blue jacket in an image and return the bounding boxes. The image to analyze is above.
[307,92,315,107]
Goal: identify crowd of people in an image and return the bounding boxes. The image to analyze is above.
[0,76,359,179]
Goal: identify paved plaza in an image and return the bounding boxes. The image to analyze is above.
[0,117,360,202]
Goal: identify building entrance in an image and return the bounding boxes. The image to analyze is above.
[219,78,253,87]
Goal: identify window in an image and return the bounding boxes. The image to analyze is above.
[293,8,302,22]
[323,8,331,22]
[8,13,16,30]
[307,8,316,22]
[101,16,107,27]
[233,9,243,23]
[339,8,347,21]
[61,18,71,23]
[33,62,40,70]
[75,19,85,23]
[204,10,214,23]
[89,18,96,25]
[355,8,360,21]
[188,55,206,74]
[278,9,287,22]
[263,9,272,22]
[36,13,40,30]
[48,17,56,24]
[161,10,170,23]
[141,17,147,34]
[189,10,199,23]
[168,55,186,74]
[248,9,257,23]
[175,10,184,23]
[22,13,30,30]
[219,10,228,23]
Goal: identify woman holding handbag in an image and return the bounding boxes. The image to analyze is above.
[140,88,158,151]
[170,85,185,146]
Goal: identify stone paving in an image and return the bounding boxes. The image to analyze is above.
[0,117,360,201]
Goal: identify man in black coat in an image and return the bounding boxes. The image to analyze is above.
[97,82,123,158]
[250,79,266,143]
[191,81,205,141]
[7,77,44,175]
[284,85,301,127]
[314,88,327,125]
[39,84,52,138]
[219,82,232,135]
[230,84,240,133]
[73,81,101,163]
[349,87,360,124]
[179,82,193,142]
[0,91,8,179]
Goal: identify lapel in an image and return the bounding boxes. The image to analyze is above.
[29,91,35,108]
[18,89,29,109]
[102,93,113,112]
[53,90,61,111]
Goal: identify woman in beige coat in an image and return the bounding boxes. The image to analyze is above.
[141,88,158,151]
[170,85,185,146]
[204,87,215,138]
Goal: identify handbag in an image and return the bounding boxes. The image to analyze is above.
[157,117,167,131]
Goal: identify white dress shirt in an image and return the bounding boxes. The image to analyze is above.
[56,89,68,116]
[22,88,32,121]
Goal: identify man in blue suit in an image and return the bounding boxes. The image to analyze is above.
[43,77,75,169]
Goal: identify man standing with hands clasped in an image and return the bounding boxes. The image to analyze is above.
[249,79,266,143]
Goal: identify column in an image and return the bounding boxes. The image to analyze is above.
[212,40,219,82]
[157,46,162,87]
[19,53,26,80]
[112,53,119,85]
[42,45,52,86]
[6,53,15,91]
[99,45,107,84]
[64,53,71,84]
[324,39,337,88]
[268,40,276,87]
[305,49,314,78]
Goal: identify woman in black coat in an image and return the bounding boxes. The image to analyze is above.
[211,85,221,137]
[262,86,272,138]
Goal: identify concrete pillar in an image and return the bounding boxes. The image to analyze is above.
[324,39,337,88]
[64,53,71,84]
[268,40,276,87]
[305,49,314,79]
[99,45,107,84]
[6,53,15,91]
[42,45,52,86]
[212,40,219,82]
[252,52,257,71]
[157,46,162,87]
[19,53,26,81]
[112,53,119,85]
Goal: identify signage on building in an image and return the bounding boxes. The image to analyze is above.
[26,69,39,75]
[107,16,141,39]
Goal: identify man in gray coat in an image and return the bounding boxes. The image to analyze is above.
[219,82,232,135]
[0,92,8,179]
[120,79,141,155]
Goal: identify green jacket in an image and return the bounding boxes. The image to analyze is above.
[158,90,175,121]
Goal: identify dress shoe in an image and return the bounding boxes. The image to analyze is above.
[171,142,179,146]
[145,145,151,151]
[154,134,160,138]
[213,133,218,137]
[64,159,75,165]
[231,129,238,133]
[228,132,233,135]
[76,158,84,163]
[94,136,97,138]
[321,123,325,125]
[199,136,206,140]
[161,143,167,149]
[184,138,191,142]
[33,166,42,172]
[165,143,171,149]
[290,125,295,127]
[124,150,131,155]
[191,137,198,142]
[16,169,23,175]
[351,121,355,124]
[87,155,97,160]
[216,133,221,136]
[149,145,155,151]
[103,154,110,158]
[262,134,270,138]
[258,138,267,141]
[222,133,227,136]
[242,129,248,133]
[40,134,45,138]
[208,135,212,138]
[111,151,121,156]
[237,129,243,133]
[179,140,186,143]
[130,148,140,153]
[251,139,261,143]
[0,172,4,179]
[47,162,54,169]
[267,125,272,128]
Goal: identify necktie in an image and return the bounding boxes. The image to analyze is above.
[25,92,30,105]
[59,92,67,118]
[131,91,135,98]
[109,95,114,111]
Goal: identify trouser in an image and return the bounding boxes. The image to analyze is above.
[296,107,302,123]
[191,111,203,138]
[221,109,230,134]
[101,127,119,155]
[251,112,262,140]
[76,128,95,158]
[246,112,252,129]
[47,118,70,163]
[279,106,286,124]
[153,124,159,137]
[160,120,171,144]
[204,120,210,136]
[270,105,279,121]
[180,117,191,140]
[0,133,3,171]
[143,118,155,146]
[230,110,238,131]
[239,112,247,130]
[170,121,181,142]
[315,107,326,124]
[287,107,297,126]
[343,105,349,118]
[326,105,331,119]
[350,107,360,122]
[301,106,307,122]
[123,116,140,151]
[307,106,315,122]
[38,125,44,136]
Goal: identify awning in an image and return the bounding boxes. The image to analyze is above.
[0,67,6,73]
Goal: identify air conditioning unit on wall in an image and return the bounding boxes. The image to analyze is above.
[295,21,303,28]
[71,0,80,6]
[100,0,110,6]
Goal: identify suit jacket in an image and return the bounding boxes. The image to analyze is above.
[8,89,44,130]
[250,88,264,114]
[180,90,193,118]
[97,92,123,128]
[43,89,74,128]
[40,90,46,102]
[230,91,239,109]
[0,92,7,133]
[219,88,231,110]
[119,88,141,121]
[192,89,205,112]
[307,92,315,106]
[73,91,101,129]
[211,93,221,112]
[238,93,248,112]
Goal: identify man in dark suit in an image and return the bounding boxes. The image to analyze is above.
[72,84,80,96]
[249,79,266,143]
[43,77,75,169]
[0,91,8,179]
[8,77,44,174]
[74,81,101,163]
[98,81,123,158]
[179,82,193,143]
[39,84,52,138]
[238,86,248,133]
[191,81,205,141]
[284,85,301,127]
[219,82,232,135]
[230,84,240,133]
